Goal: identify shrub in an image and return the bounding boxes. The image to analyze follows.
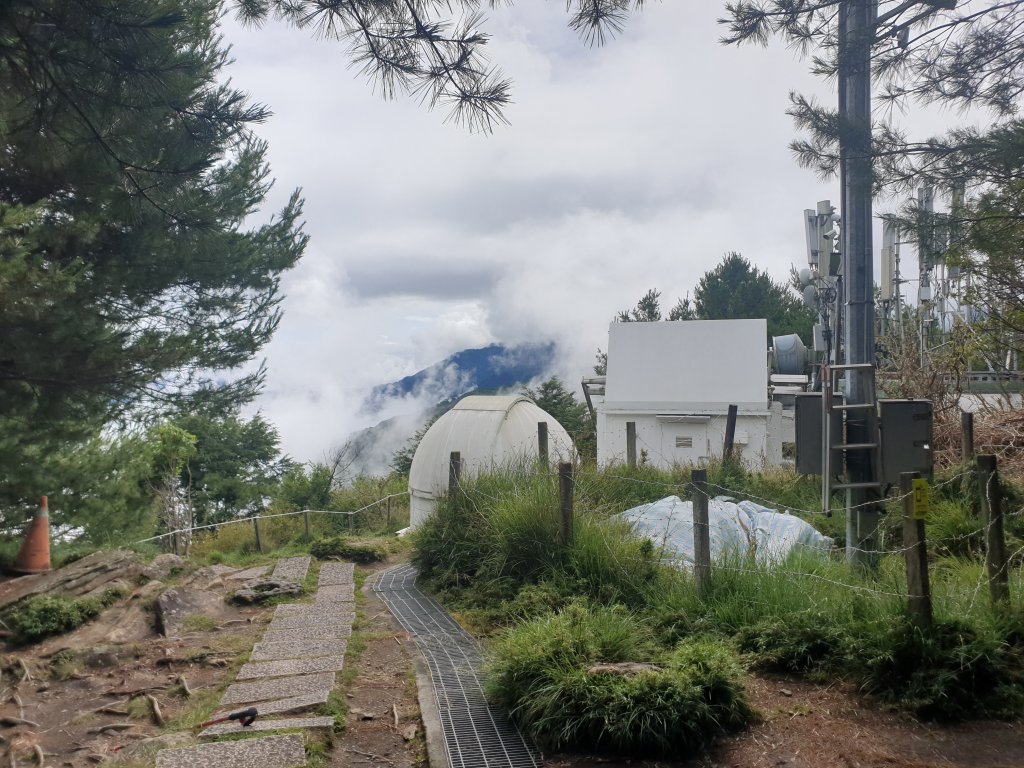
[311,535,391,564]
[3,595,103,644]
[858,617,1024,721]
[736,610,851,674]
[487,603,750,757]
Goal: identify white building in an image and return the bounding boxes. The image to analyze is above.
[408,395,576,528]
[595,319,784,470]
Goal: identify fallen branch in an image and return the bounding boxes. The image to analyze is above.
[33,744,44,765]
[145,695,165,726]
[176,675,193,698]
[344,747,396,765]
[0,716,40,728]
[88,723,135,735]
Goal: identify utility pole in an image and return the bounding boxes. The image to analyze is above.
[840,0,880,567]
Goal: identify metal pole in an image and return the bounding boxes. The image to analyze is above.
[841,0,880,567]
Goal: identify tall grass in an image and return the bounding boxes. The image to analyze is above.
[415,463,1024,728]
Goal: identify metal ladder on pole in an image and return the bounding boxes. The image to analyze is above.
[821,363,881,516]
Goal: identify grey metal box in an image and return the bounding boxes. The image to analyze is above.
[794,392,843,476]
[878,399,933,484]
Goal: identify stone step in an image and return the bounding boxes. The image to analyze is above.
[317,562,354,587]
[261,625,352,643]
[272,556,311,582]
[267,613,354,631]
[220,672,335,707]
[274,603,354,618]
[210,690,330,721]
[251,638,349,662]
[200,716,335,739]
[237,655,346,680]
[314,584,355,603]
[155,734,304,768]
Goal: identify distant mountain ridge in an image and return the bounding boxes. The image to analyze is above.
[348,341,558,476]
[364,342,557,413]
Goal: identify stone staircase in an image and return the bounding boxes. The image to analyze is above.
[155,557,355,768]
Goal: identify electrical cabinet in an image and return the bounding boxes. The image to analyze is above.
[878,399,933,484]
[794,392,843,476]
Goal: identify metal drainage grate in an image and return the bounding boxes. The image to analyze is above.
[374,564,540,768]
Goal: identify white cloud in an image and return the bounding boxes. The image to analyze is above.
[223,4,959,463]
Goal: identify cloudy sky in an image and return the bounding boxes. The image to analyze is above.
[217,3,953,463]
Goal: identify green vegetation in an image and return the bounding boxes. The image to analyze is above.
[413,461,1024,751]
[310,536,392,564]
[2,594,106,645]
[487,603,751,757]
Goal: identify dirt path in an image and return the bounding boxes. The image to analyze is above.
[326,566,426,768]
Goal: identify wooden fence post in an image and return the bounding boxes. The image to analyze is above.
[978,455,1010,606]
[723,404,738,462]
[626,422,637,469]
[304,509,311,543]
[449,452,462,493]
[386,496,392,529]
[558,462,574,546]
[253,515,264,554]
[538,422,549,469]
[691,469,711,596]
[901,471,932,629]
[961,411,975,462]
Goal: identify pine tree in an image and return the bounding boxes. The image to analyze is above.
[0,0,307,515]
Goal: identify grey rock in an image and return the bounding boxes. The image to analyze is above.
[156,587,225,637]
[227,564,272,581]
[142,554,187,582]
[231,579,304,605]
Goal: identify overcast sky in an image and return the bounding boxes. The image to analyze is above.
[218,3,959,463]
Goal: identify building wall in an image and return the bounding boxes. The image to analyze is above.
[597,405,783,470]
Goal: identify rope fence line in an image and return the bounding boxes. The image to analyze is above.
[131,492,410,546]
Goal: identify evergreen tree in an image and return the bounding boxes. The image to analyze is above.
[174,411,291,525]
[693,253,815,341]
[0,0,306,515]
[720,3,1024,192]
[522,377,595,460]
[237,0,648,130]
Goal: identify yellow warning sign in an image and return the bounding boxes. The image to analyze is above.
[912,478,929,520]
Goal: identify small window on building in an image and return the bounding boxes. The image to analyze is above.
[675,436,693,449]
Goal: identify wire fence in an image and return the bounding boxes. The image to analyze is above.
[441,452,1021,615]
[131,492,410,547]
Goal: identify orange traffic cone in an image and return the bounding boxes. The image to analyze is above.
[13,496,52,575]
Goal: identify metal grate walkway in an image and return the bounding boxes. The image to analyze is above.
[373,564,540,768]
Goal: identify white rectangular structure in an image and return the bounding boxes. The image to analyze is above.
[596,319,783,470]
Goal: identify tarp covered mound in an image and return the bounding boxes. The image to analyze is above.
[616,496,834,566]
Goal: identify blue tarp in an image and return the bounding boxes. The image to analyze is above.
[616,495,834,566]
